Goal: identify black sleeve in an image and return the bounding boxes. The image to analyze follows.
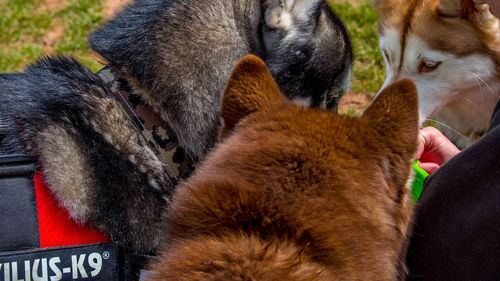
[406,101,500,281]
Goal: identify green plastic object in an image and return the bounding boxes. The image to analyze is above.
[412,161,429,202]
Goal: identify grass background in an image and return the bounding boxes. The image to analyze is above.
[0,0,104,72]
[0,0,385,115]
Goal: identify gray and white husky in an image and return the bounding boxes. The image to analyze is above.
[0,0,352,254]
[89,0,353,159]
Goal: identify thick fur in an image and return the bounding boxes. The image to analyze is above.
[374,0,500,148]
[148,55,419,280]
[0,0,351,254]
[89,0,353,159]
[0,57,172,254]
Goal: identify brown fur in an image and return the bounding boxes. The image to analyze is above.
[375,0,500,74]
[148,55,419,280]
[374,0,500,148]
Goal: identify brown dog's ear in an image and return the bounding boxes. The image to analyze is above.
[220,55,287,140]
[362,79,419,200]
[436,1,499,50]
[372,0,388,10]
[362,78,419,158]
[437,0,473,17]
[372,0,401,12]
[437,0,497,23]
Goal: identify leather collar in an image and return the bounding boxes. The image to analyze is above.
[97,68,194,184]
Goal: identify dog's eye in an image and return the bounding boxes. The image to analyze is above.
[419,60,441,73]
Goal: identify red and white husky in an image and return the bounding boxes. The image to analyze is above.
[374,0,500,148]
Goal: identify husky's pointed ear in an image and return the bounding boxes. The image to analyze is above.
[361,79,419,160]
[372,0,401,12]
[263,0,322,30]
[372,0,387,10]
[438,0,498,30]
[470,2,499,33]
[437,0,465,17]
[437,0,477,17]
[219,55,287,140]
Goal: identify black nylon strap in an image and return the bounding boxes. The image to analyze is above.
[0,243,122,281]
[0,243,153,281]
[0,155,40,252]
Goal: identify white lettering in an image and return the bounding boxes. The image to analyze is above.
[48,258,61,281]
[4,263,10,281]
[88,253,102,277]
[71,255,87,279]
[12,262,24,281]
[0,249,110,281]
[32,259,48,281]
[3,263,10,281]
[24,261,31,281]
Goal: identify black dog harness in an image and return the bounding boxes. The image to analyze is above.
[0,68,197,281]
[0,155,146,281]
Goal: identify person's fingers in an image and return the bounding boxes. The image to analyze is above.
[416,135,425,159]
[416,126,461,174]
[419,162,440,174]
[416,126,439,158]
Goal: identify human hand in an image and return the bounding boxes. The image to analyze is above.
[416,126,461,174]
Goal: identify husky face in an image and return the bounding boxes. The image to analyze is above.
[374,0,500,147]
[379,28,497,123]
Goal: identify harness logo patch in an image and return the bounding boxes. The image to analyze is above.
[0,244,119,281]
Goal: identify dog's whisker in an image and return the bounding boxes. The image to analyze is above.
[471,72,495,94]
[470,75,485,95]
[463,97,482,112]
[462,96,494,123]
[423,119,471,143]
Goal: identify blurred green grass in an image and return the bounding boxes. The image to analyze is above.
[331,0,385,96]
[0,0,385,98]
[0,0,104,72]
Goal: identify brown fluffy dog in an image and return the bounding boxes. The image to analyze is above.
[148,55,419,281]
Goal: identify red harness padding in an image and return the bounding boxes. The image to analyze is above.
[33,172,111,248]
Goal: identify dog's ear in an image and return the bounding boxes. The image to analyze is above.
[437,0,495,18]
[220,55,287,140]
[371,0,383,10]
[372,0,388,10]
[263,0,322,31]
[437,0,474,17]
[361,79,419,199]
[438,0,498,33]
[372,0,401,13]
[361,78,419,161]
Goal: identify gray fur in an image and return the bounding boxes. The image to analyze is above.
[89,0,353,159]
[0,0,352,255]
[0,57,171,254]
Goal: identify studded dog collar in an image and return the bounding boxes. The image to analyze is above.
[97,68,194,184]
